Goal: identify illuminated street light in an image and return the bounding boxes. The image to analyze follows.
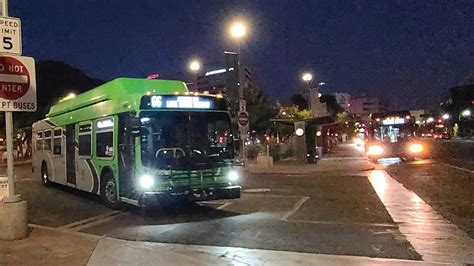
[188,60,201,72]
[230,22,246,39]
[188,59,201,91]
[461,109,471,117]
[442,113,450,120]
[301,72,313,82]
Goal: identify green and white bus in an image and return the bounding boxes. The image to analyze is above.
[32,78,241,208]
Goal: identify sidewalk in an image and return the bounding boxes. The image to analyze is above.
[248,143,374,175]
[0,226,435,265]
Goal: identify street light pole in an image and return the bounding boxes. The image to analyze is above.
[0,0,18,203]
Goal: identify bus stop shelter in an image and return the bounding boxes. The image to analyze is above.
[270,116,340,164]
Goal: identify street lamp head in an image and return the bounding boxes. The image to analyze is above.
[461,109,471,117]
[230,22,246,39]
[442,113,450,120]
[188,60,201,72]
[302,72,313,82]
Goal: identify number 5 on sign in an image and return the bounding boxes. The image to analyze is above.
[0,16,22,55]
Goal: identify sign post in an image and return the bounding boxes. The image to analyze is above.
[0,1,35,204]
[0,0,29,240]
[238,110,249,166]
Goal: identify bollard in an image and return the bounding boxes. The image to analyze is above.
[0,200,28,240]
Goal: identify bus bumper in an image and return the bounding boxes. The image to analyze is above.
[141,185,241,206]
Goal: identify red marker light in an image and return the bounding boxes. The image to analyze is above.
[147,73,160,79]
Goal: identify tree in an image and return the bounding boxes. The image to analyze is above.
[277,105,313,120]
[320,94,344,118]
[290,94,308,110]
[336,111,356,136]
[244,86,279,135]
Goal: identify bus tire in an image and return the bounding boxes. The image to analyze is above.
[40,162,51,187]
[100,171,121,209]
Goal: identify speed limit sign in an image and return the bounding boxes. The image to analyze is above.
[0,17,21,55]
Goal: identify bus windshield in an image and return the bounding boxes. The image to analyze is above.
[140,111,233,170]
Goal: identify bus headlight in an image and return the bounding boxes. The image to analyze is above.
[227,170,239,181]
[367,145,384,156]
[408,143,423,154]
[139,175,154,189]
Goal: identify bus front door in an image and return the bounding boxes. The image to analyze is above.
[118,114,137,199]
[66,124,76,185]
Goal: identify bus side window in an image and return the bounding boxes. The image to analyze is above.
[96,117,114,158]
[53,129,62,155]
[36,132,43,152]
[44,130,52,151]
[78,123,92,157]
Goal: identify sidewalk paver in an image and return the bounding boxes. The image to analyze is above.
[0,226,99,265]
[367,169,474,264]
[88,236,434,265]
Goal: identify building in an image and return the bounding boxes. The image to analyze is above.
[302,87,328,118]
[409,109,425,124]
[332,92,351,111]
[193,52,252,106]
[349,94,384,120]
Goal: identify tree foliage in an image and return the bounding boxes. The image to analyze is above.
[244,86,279,135]
[290,94,308,110]
[320,94,344,117]
[277,105,313,120]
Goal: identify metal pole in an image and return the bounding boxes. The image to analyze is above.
[1,0,19,203]
[1,0,8,16]
[237,41,247,166]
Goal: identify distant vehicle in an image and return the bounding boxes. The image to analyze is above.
[365,110,426,162]
[32,78,241,208]
[433,126,451,140]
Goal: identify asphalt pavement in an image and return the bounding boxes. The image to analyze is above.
[4,143,474,264]
[2,144,423,262]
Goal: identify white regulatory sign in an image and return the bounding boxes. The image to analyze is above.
[0,16,21,55]
[0,55,36,112]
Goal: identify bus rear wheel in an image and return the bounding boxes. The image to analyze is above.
[40,162,51,187]
[101,172,121,209]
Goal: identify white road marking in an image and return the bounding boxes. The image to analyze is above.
[216,202,232,210]
[69,213,126,232]
[59,210,122,229]
[289,219,397,228]
[441,163,474,174]
[243,188,271,193]
[281,196,309,220]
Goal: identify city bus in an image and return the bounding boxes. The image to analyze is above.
[365,110,427,162]
[32,78,241,208]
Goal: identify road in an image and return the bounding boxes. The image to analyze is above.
[4,144,474,263]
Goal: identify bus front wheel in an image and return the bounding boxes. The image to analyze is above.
[40,162,51,187]
[101,172,121,209]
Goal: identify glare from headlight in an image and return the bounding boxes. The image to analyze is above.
[228,170,239,181]
[140,175,154,189]
[409,143,423,153]
[367,145,383,156]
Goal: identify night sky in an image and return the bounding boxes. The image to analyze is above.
[11,0,474,109]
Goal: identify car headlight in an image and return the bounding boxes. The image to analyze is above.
[139,175,154,189]
[408,143,423,153]
[367,145,383,156]
[227,170,239,181]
